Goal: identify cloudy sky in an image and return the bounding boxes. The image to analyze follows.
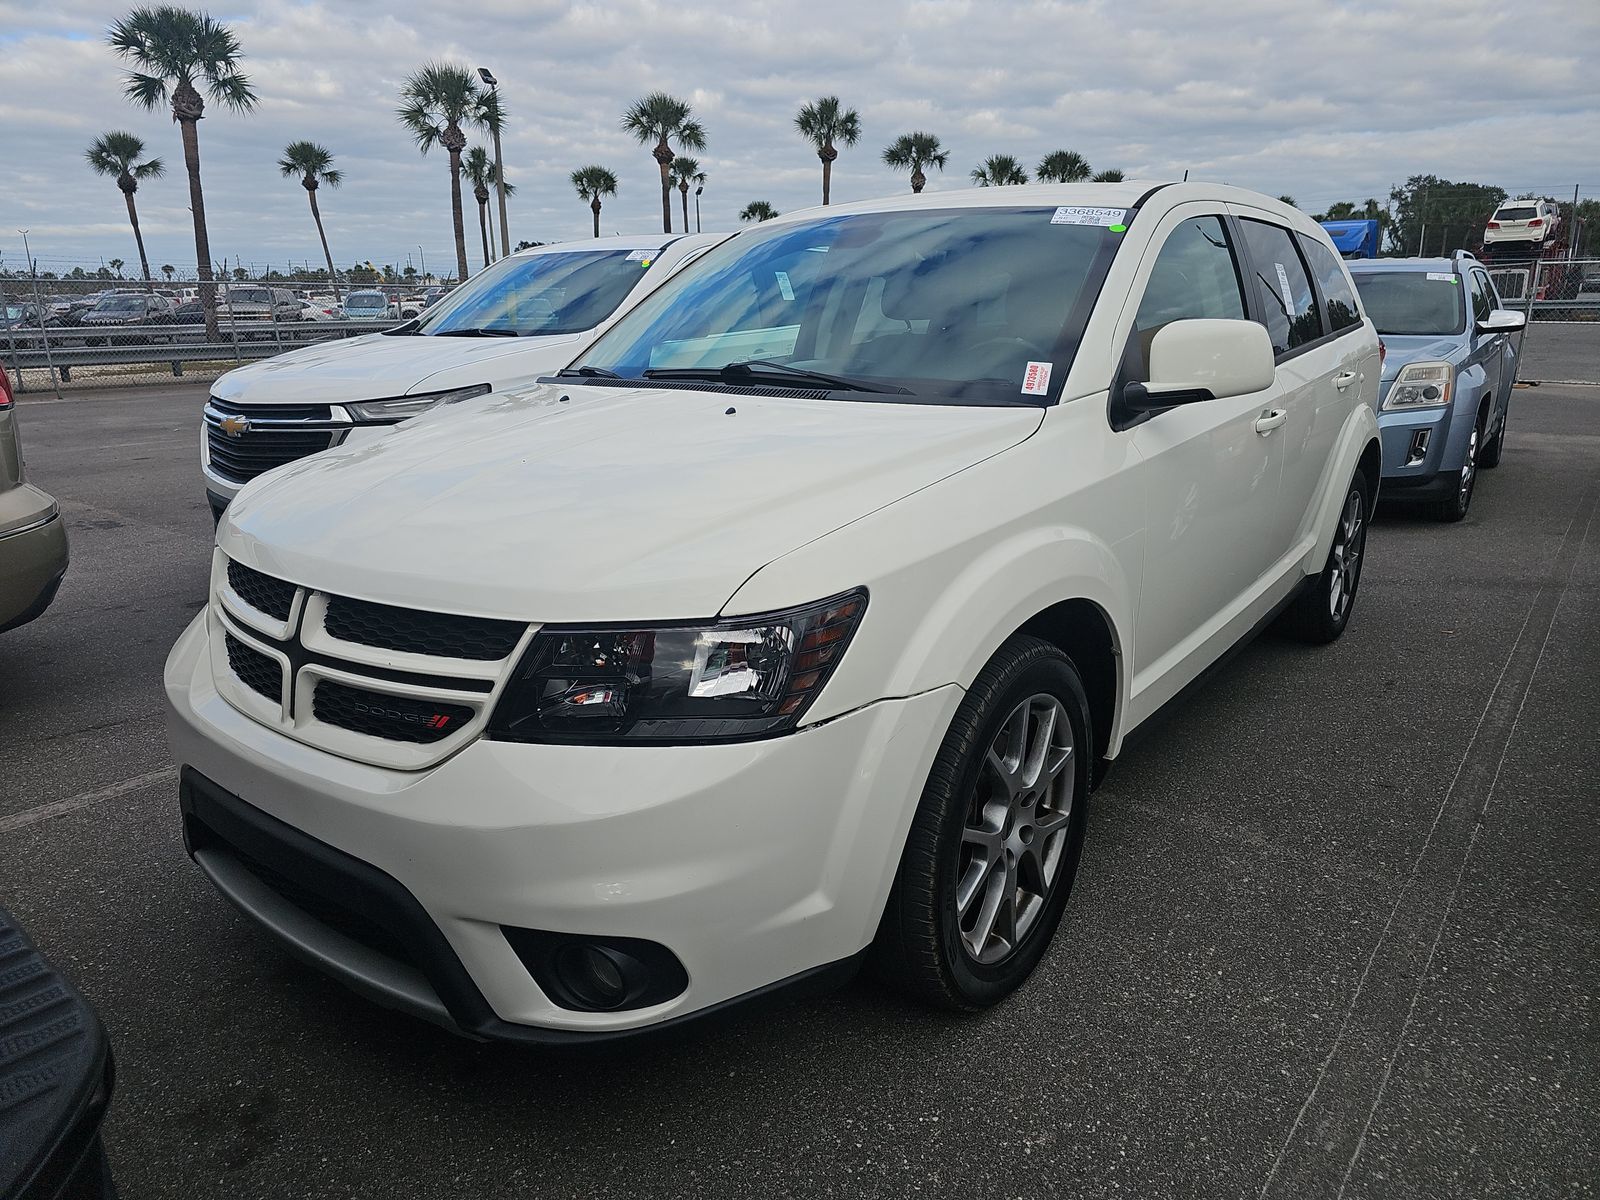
[1,0,1596,278]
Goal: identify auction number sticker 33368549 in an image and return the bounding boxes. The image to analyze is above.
[1051,206,1127,229]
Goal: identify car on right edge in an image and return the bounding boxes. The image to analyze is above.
[166,182,1380,1045]
[1349,252,1524,521]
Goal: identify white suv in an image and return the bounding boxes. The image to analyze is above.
[1483,199,1560,250]
[166,183,1380,1043]
[201,235,722,520]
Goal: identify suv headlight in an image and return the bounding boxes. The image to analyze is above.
[1384,362,1453,410]
[346,383,490,423]
[488,590,867,744]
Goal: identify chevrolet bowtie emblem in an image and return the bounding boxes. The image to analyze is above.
[219,414,251,438]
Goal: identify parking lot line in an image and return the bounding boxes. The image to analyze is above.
[0,766,178,835]
[1259,476,1600,1198]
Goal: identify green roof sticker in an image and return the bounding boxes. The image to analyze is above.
[1108,223,1128,233]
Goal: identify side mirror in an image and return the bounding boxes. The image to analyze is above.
[1124,318,1276,413]
[1477,308,1526,333]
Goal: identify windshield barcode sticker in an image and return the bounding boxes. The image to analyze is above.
[1021,361,1052,395]
[625,249,652,263]
[1051,206,1126,227]
[1427,272,1457,282]
[775,270,795,301]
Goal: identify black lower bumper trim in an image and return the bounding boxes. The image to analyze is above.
[178,768,865,1048]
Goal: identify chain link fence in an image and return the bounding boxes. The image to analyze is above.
[0,276,454,394]
[1489,257,1600,386]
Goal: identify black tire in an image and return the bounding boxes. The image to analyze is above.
[1429,411,1486,522]
[1479,403,1507,469]
[1279,467,1371,644]
[872,635,1092,1011]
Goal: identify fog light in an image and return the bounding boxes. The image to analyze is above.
[1406,429,1431,466]
[502,927,689,1013]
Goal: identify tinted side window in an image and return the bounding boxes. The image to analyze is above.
[1239,219,1322,355]
[1130,216,1245,375]
[1468,271,1494,323]
[1297,234,1362,333]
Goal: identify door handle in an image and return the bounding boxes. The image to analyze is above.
[1255,409,1287,435]
[1334,370,1358,390]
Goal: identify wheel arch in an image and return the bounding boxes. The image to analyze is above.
[1015,597,1122,785]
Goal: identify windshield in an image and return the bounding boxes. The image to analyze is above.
[1352,272,1466,336]
[576,208,1118,404]
[346,293,386,308]
[1495,206,1537,221]
[417,249,659,336]
[97,296,144,313]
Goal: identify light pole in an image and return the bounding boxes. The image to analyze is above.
[478,67,511,259]
[695,182,703,233]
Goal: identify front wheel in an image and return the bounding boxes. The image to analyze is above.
[1279,468,1370,644]
[872,636,1092,1011]
[1430,417,1483,522]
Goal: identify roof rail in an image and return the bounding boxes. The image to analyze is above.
[1454,249,1479,261]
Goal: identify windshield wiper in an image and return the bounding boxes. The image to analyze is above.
[433,327,519,337]
[555,365,623,379]
[644,359,909,394]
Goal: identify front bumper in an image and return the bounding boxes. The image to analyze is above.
[1376,396,1473,496]
[163,613,961,1041]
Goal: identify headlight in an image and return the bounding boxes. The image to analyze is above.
[488,590,867,744]
[1383,362,1453,410]
[346,383,490,423]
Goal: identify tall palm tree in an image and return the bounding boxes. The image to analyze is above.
[670,157,704,233]
[739,201,779,223]
[397,61,484,282]
[1036,150,1091,183]
[971,154,1029,187]
[795,96,861,206]
[473,87,510,258]
[1091,168,1125,182]
[621,92,706,234]
[84,130,164,285]
[461,148,516,266]
[571,165,618,238]
[882,132,947,194]
[277,140,342,298]
[107,5,257,338]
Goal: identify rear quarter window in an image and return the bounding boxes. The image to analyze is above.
[1296,234,1363,334]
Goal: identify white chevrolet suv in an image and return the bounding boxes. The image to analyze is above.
[166,183,1381,1044]
[201,234,722,520]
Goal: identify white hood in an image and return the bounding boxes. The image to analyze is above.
[221,383,1043,622]
[209,330,588,406]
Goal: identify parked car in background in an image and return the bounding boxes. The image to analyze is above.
[1482,199,1560,251]
[168,184,1380,1045]
[76,292,173,344]
[295,298,336,321]
[1,364,69,633]
[422,286,448,309]
[0,301,64,348]
[202,234,726,519]
[1350,252,1524,521]
[219,286,300,323]
[340,289,392,322]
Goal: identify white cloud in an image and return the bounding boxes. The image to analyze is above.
[0,0,1595,276]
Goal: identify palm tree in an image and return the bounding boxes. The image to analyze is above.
[107,6,257,338]
[277,140,342,299]
[1277,194,1298,208]
[621,92,706,234]
[473,87,510,257]
[795,96,861,205]
[971,154,1029,187]
[161,263,175,282]
[84,130,164,285]
[882,132,947,194]
[739,201,779,223]
[109,258,126,277]
[397,62,484,282]
[1091,169,1125,182]
[670,157,704,233]
[571,165,618,238]
[1036,150,1091,183]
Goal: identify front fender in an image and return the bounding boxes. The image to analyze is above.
[1306,403,1381,572]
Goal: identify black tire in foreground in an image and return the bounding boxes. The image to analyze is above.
[873,635,1092,1011]
[1279,467,1371,644]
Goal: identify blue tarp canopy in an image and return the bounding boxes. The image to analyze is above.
[1320,220,1380,258]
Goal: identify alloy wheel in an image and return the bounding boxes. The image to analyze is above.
[956,693,1076,965]
[1458,425,1479,508]
[1328,489,1364,623]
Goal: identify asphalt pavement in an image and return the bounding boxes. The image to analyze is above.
[1,381,1596,1199]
